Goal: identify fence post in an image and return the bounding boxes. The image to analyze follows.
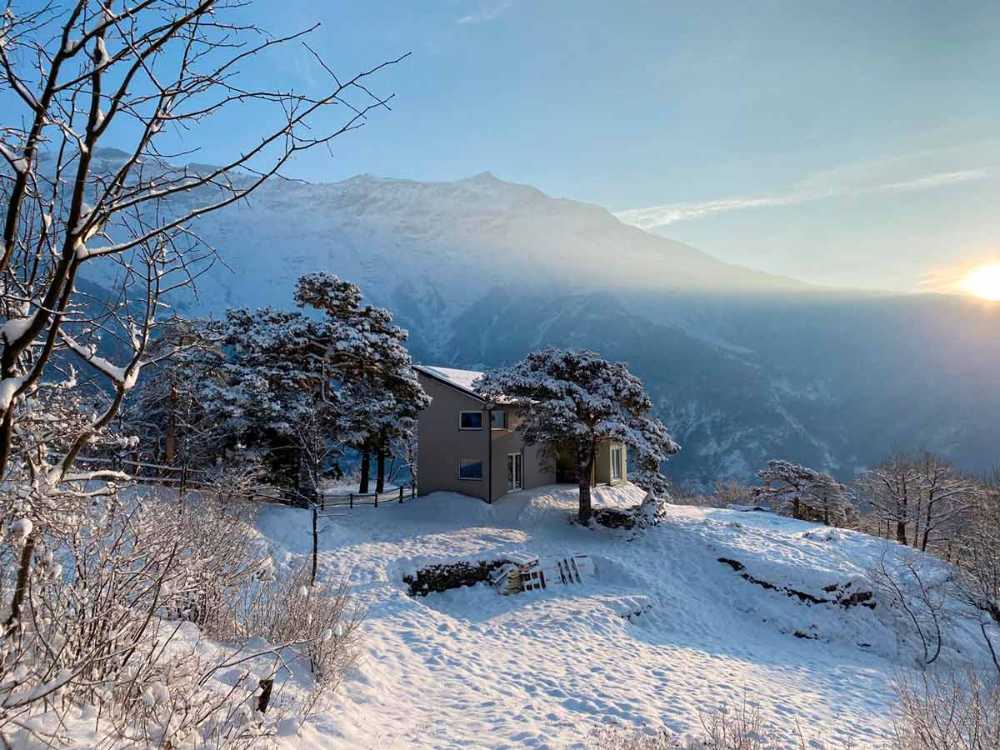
[374,492,378,508]
[349,493,353,509]
[311,506,319,586]
[399,486,404,503]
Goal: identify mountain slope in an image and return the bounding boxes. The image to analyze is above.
[148,171,805,321]
[78,168,1000,484]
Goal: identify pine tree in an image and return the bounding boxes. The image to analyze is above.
[294,273,428,494]
[753,459,856,526]
[476,348,679,524]
[128,317,226,471]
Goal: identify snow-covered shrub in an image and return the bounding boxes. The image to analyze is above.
[949,483,1000,673]
[891,669,1000,750]
[870,554,949,666]
[1,488,361,747]
[589,696,845,748]
[141,493,271,638]
[235,566,363,685]
[589,726,680,749]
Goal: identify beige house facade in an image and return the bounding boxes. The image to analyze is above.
[415,366,627,502]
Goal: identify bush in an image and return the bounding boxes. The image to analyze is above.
[236,565,363,684]
[0,490,361,748]
[588,696,848,749]
[891,669,1000,750]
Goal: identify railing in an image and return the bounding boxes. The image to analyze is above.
[70,455,210,488]
[72,455,418,511]
[315,483,417,513]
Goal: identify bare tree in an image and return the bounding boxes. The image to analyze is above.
[860,454,975,551]
[892,669,1000,750]
[951,479,1000,674]
[871,553,946,666]
[1,0,404,626]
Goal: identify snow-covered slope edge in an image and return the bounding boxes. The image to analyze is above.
[256,484,989,750]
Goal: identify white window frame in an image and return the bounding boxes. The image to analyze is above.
[491,409,508,430]
[458,458,484,481]
[459,410,484,430]
[610,444,624,481]
[506,451,523,492]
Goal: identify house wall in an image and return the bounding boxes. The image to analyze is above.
[489,408,557,499]
[416,375,490,501]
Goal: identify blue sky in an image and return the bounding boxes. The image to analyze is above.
[248,1,1000,291]
[11,1,1000,291]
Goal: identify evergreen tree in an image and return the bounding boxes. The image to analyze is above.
[753,459,856,526]
[295,273,428,493]
[477,348,679,524]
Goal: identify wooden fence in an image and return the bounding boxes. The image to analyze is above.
[71,455,209,488]
[315,483,418,513]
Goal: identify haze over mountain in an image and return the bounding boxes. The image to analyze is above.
[82,160,1000,487]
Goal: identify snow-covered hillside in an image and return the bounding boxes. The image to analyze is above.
[254,484,990,749]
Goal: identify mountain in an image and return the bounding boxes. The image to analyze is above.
[81,168,1000,487]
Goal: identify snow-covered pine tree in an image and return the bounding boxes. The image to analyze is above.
[476,348,679,524]
[210,307,331,494]
[295,273,429,494]
[127,317,227,470]
[753,459,855,526]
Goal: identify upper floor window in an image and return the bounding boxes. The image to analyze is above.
[491,410,508,429]
[459,410,484,430]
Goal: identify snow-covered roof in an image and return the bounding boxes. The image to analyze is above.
[415,365,486,399]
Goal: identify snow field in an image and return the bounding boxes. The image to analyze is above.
[254,483,988,749]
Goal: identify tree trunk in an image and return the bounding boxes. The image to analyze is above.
[896,520,908,546]
[577,443,596,525]
[921,504,934,551]
[164,382,177,466]
[375,434,386,494]
[793,496,801,519]
[359,447,370,494]
[4,534,35,628]
[311,507,319,586]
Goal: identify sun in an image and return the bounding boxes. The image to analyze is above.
[961,263,1000,301]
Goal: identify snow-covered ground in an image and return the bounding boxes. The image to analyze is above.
[253,483,990,750]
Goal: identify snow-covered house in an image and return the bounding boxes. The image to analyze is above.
[415,365,627,502]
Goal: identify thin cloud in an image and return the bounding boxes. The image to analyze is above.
[616,168,989,231]
[457,0,513,25]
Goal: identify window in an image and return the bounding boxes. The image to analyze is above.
[459,458,483,480]
[459,410,483,430]
[611,444,624,481]
[491,410,507,429]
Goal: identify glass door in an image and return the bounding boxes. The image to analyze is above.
[506,452,523,492]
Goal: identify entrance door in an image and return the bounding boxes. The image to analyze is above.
[506,452,523,492]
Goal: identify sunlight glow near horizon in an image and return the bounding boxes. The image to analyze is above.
[961,263,1000,301]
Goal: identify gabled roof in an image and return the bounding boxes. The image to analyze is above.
[415,365,486,401]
